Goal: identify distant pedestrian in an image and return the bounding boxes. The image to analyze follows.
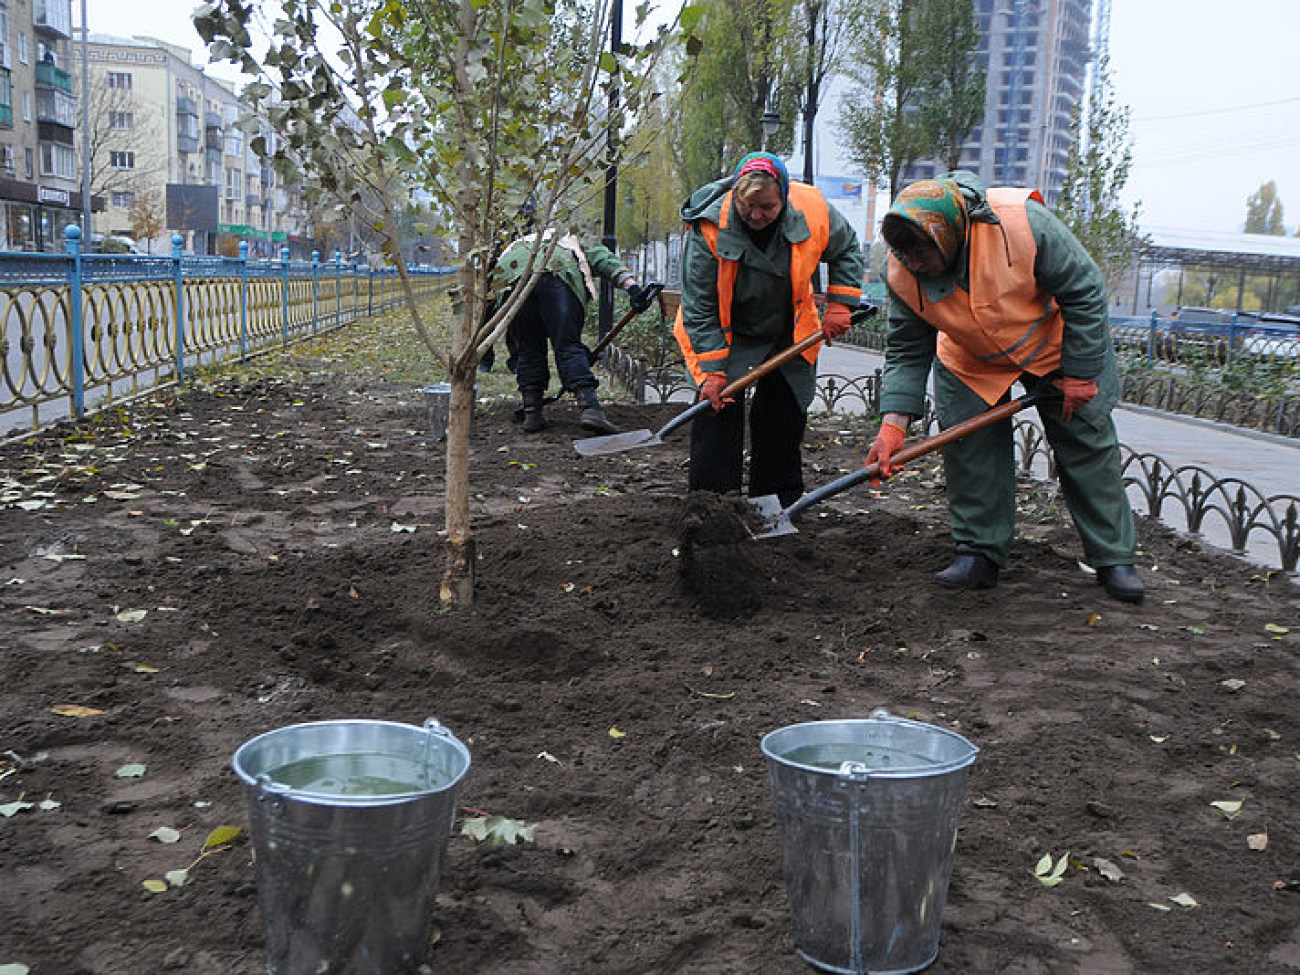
[869,170,1144,604]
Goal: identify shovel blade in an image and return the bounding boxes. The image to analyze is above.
[573,429,661,456]
[747,493,798,538]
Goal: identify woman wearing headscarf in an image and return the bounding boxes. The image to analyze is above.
[675,152,864,506]
[869,170,1144,604]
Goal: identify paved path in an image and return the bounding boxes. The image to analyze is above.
[819,343,1300,574]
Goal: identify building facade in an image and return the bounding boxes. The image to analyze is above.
[905,0,1093,204]
[72,31,308,257]
[0,0,91,251]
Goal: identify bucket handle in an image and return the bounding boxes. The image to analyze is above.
[837,761,874,782]
[421,718,455,790]
[255,772,292,813]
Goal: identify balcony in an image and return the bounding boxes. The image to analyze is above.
[176,95,199,119]
[35,61,73,94]
[0,104,11,128]
[34,0,73,38]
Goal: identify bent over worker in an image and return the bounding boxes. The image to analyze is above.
[495,229,650,434]
[675,152,864,506]
[869,170,1144,604]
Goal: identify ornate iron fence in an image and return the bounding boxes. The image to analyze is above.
[1,228,452,437]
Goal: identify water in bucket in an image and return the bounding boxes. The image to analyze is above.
[761,710,978,975]
[232,718,471,975]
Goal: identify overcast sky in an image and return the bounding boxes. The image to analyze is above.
[84,0,1300,237]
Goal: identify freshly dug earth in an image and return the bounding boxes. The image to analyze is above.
[2,348,1299,975]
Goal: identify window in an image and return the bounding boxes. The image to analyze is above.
[225,167,242,200]
[107,72,132,91]
[21,91,30,123]
[18,32,27,65]
[24,146,33,179]
[110,150,135,170]
[0,145,13,175]
[109,111,133,130]
[111,191,137,209]
[40,141,76,179]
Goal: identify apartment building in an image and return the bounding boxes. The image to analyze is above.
[72,31,308,257]
[905,0,1093,204]
[0,0,88,251]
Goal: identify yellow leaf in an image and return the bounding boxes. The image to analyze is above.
[51,704,106,717]
[142,879,168,893]
[608,725,627,739]
[1086,613,1100,627]
[1265,623,1289,635]
[203,825,243,850]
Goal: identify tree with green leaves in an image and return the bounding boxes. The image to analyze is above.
[836,0,981,200]
[1245,181,1286,235]
[1055,57,1147,298]
[194,0,671,606]
[671,0,797,195]
[915,0,983,171]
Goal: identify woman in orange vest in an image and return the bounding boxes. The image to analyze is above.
[868,171,1143,604]
[675,153,863,506]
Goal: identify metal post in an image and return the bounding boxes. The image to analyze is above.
[597,0,623,342]
[172,234,186,382]
[239,240,249,361]
[281,245,291,344]
[65,226,86,418]
[334,250,342,326]
[311,250,320,333]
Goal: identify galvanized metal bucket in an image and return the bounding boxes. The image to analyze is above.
[760,710,978,975]
[232,718,471,975]
[420,383,452,440]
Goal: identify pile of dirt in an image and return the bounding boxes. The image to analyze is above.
[1,363,1298,975]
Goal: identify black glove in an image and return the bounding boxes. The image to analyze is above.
[626,284,654,314]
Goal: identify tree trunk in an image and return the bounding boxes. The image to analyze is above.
[439,362,478,608]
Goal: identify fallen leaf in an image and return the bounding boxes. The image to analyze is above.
[141,879,168,893]
[460,814,536,848]
[115,609,148,623]
[0,963,32,975]
[390,523,416,533]
[1264,623,1290,635]
[1147,902,1172,912]
[1220,679,1246,693]
[37,799,60,811]
[115,764,147,778]
[150,826,182,844]
[165,868,189,888]
[536,751,563,765]
[131,663,160,674]
[608,725,627,739]
[971,796,998,808]
[1210,800,1243,820]
[685,684,736,699]
[0,800,35,817]
[203,825,242,850]
[1093,857,1124,882]
[1247,832,1268,851]
[1169,892,1198,908]
[1086,612,1100,627]
[1033,851,1070,887]
[50,704,106,717]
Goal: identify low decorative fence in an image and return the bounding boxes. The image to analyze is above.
[1,227,453,437]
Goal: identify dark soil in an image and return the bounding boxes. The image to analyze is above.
[2,351,1299,975]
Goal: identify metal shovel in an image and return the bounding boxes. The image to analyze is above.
[750,392,1040,538]
[574,331,825,457]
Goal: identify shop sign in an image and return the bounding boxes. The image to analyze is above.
[38,186,71,206]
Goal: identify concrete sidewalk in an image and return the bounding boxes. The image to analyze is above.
[818,342,1300,574]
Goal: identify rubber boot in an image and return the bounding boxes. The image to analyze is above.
[521,387,547,433]
[577,387,618,434]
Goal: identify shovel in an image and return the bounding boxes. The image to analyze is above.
[574,330,826,457]
[749,391,1040,538]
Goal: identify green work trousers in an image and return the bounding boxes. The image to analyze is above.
[934,360,1136,569]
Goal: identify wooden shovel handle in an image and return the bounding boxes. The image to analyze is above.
[875,392,1039,475]
[589,282,666,360]
[719,331,825,400]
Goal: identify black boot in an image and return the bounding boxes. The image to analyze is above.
[521,387,547,433]
[934,553,1000,590]
[1096,564,1144,604]
[577,387,618,434]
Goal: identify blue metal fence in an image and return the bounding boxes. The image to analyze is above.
[0,227,453,437]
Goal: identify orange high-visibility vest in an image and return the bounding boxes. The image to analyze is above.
[674,181,854,384]
[888,187,1064,405]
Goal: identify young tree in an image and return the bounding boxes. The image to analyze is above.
[915,0,984,171]
[195,0,670,607]
[836,0,937,200]
[1055,57,1147,297]
[1245,181,1286,235]
[127,193,166,253]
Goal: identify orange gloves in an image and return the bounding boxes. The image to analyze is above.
[866,420,907,481]
[1052,376,1098,422]
[821,303,853,345]
[699,373,733,412]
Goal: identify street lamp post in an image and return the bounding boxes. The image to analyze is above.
[760,104,781,152]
